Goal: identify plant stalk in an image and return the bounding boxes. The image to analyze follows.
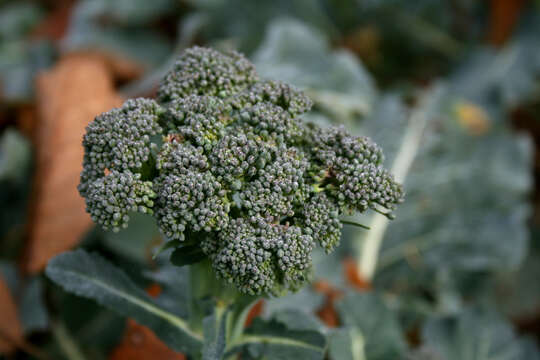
[356,86,444,280]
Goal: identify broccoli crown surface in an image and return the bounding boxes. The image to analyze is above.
[79,46,404,295]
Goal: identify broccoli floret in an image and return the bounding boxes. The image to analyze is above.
[79,46,404,295]
[84,170,155,232]
[157,46,259,102]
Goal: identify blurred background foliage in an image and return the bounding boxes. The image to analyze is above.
[1,0,540,359]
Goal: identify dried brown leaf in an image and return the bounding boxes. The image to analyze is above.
[109,320,186,360]
[24,54,122,273]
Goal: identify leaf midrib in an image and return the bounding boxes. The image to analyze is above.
[58,268,203,342]
[231,334,324,352]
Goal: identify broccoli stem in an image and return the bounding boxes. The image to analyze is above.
[188,259,261,359]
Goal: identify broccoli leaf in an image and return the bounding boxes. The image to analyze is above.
[229,317,326,360]
[194,0,337,53]
[348,86,533,301]
[19,277,48,333]
[46,249,203,355]
[101,213,162,264]
[144,263,191,319]
[253,18,377,122]
[328,327,366,360]
[171,245,207,267]
[332,292,406,360]
[419,307,540,360]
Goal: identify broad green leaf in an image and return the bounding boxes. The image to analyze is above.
[264,285,324,316]
[349,86,533,301]
[328,327,366,360]
[0,2,43,40]
[229,318,326,360]
[0,40,55,102]
[63,3,172,69]
[334,292,406,360]
[494,241,540,320]
[271,309,325,333]
[102,212,162,264]
[73,0,179,26]
[195,0,338,53]
[253,18,377,122]
[46,249,203,355]
[420,307,540,360]
[144,262,191,318]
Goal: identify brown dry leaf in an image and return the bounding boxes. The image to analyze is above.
[109,320,186,360]
[31,1,74,42]
[313,280,343,328]
[0,274,23,355]
[488,0,525,46]
[244,299,265,328]
[24,53,123,273]
[343,257,371,291]
[16,105,38,140]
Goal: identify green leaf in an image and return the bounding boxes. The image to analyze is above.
[229,318,326,360]
[420,307,540,360]
[45,249,203,355]
[264,286,324,316]
[334,292,406,360]
[144,263,191,318]
[352,88,533,299]
[271,309,325,333]
[196,0,338,53]
[0,2,44,40]
[63,5,172,69]
[102,212,162,264]
[171,245,207,267]
[0,40,55,103]
[74,0,179,26]
[328,327,366,360]
[0,128,31,182]
[253,18,377,122]
[19,277,48,333]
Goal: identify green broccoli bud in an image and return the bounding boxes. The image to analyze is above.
[157,46,259,102]
[78,98,163,196]
[84,170,155,232]
[78,46,404,296]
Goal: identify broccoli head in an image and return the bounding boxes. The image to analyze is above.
[79,46,404,295]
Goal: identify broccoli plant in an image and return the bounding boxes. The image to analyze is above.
[46,46,403,359]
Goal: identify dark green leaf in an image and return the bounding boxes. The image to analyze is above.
[328,327,366,360]
[46,249,203,355]
[421,307,540,360]
[229,318,326,360]
[171,245,207,267]
[334,292,406,360]
[102,212,162,264]
[196,0,338,53]
[253,18,377,122]
[19,277,48,333]
[144,263,191,318]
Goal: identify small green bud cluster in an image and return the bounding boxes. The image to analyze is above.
[79,46,404,295]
